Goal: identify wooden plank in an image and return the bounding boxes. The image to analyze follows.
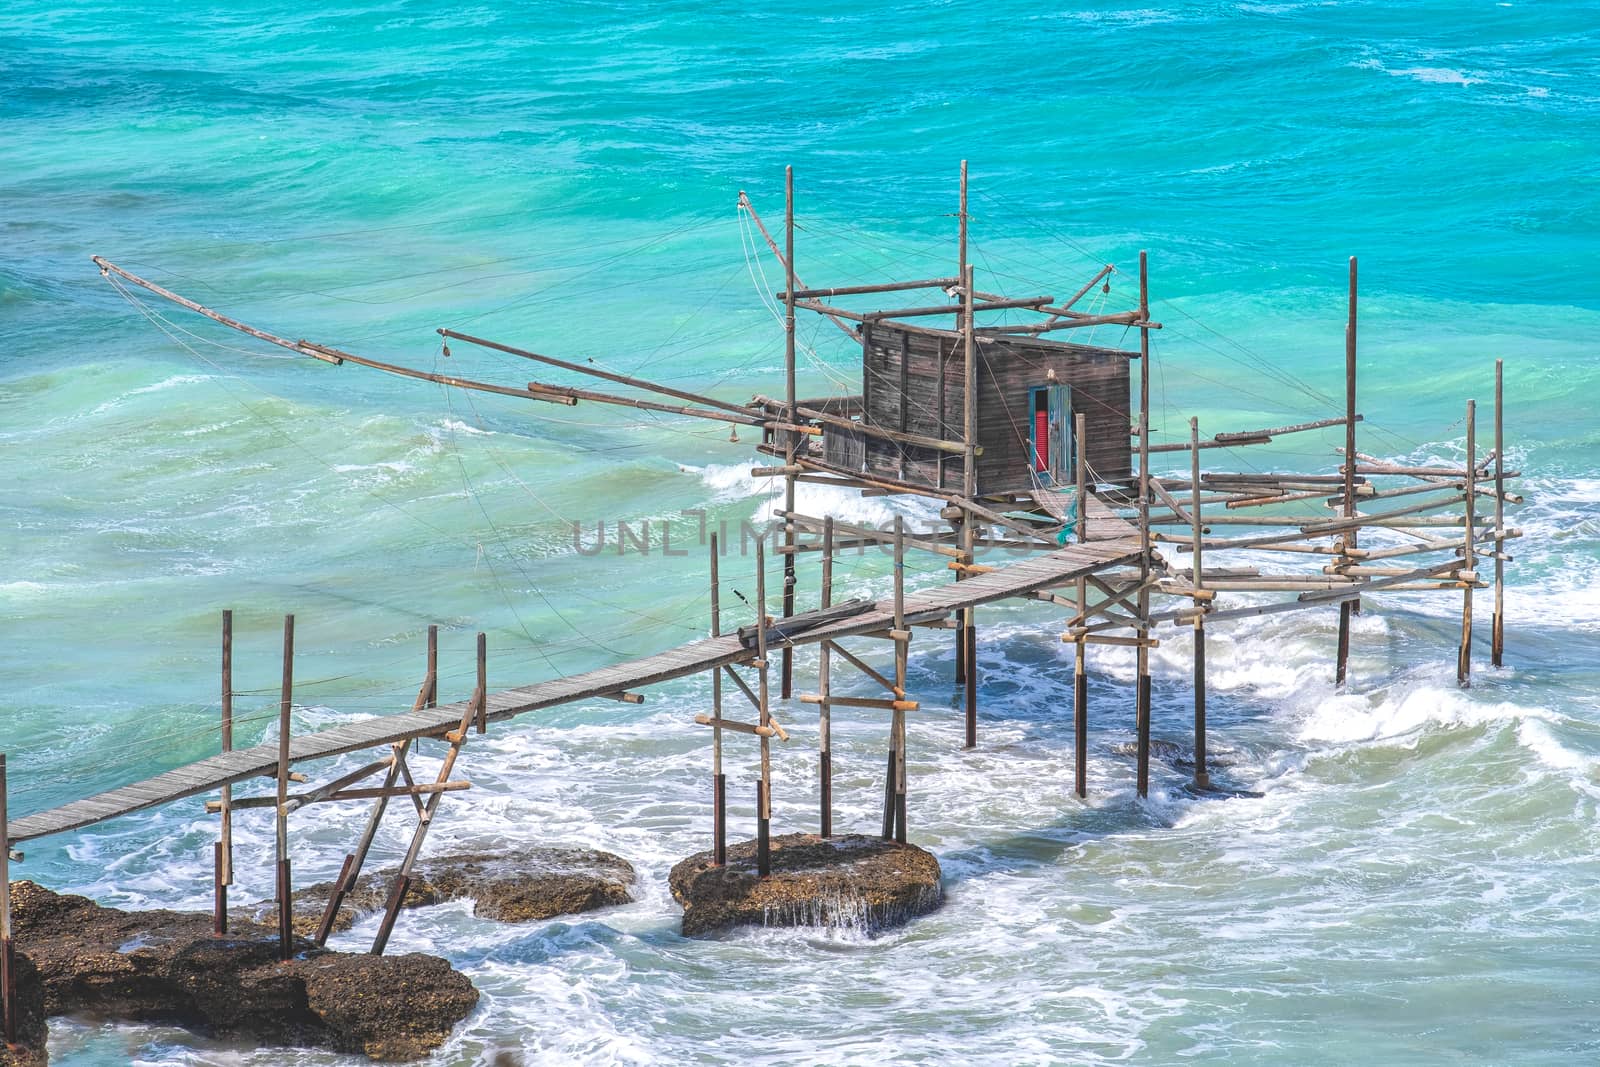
[10,537,1140,843]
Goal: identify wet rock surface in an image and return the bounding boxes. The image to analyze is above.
[8,881,477,1062]
[669,833,942,937]
[1111,738,1241,769]
[0,949,48,1067]
[275,847,636,936]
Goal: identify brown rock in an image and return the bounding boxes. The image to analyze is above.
[0,949,48,1067]
[270,847,635,935]
[668,833,942,937]
[8,881,477,1062]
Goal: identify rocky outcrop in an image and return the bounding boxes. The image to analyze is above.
[0,949,48,1067]
[669,834,942,937]
[274,847,636,935]
[8,881,477,1062]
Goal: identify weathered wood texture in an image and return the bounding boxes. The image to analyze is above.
[858,323,1132,494]
[8,538,1141,845]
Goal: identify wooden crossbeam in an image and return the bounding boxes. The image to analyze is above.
[693,714,778,738]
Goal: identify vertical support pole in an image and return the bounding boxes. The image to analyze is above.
[961,260,979,749]
[953,514,967,686]
[318,628,435,945]
[958,160,968,307]
[426,623,438,709]
[1,753,15,1048]
[819,516,834,838]
[1459,398,1476,687]
[1135,252,1152,799]
[276,613,294,961]
[1492,360,1506,667]
[1337,255,1359,687]
[475,632,487,734]
[964,609,978,749]
[710,533,727,866]
[1074,410,1089,800]
[893,516,908,843]
[1190,417,1210,791]
[953,162,968,695]
[215,609,233,937]
[755,538,772,877]
[781,165,798,700]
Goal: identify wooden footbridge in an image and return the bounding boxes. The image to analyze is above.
[8,534,1139,847]
[0,162,1523,1047]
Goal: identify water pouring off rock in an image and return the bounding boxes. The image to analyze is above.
[669,834,942,938]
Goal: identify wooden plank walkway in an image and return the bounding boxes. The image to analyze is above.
[8,537,1138,843]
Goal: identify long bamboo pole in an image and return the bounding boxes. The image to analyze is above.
[1459,398,1476,687]
[276,614,294,961]
[1074,411,1089,799]
[1135,252,1152,799]
[893,516,908,843]
[1337,257,1358,687]
[953,161,971,699]
[1492,360,1506,667]
[781,166,798,700]
[962,260,979,749]
[755,539,772,877]
[215,609,233,936]
[1190,417,1210,791]
[819,517,834,838]
[710,534,726,866]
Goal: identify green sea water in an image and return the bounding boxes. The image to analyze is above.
[4,2,1600,1063]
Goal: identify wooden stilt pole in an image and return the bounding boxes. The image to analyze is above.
[964,610,978,749]
[475,632,487,734]
[755,538,772,877]
[316,626,435,945]
[961,255,979,749]
[1337,256,1359,686]
[215,609,233,937]
[893,516,908,843]
[426,623,438,708]
[1073,634,1088,799]
[710,534,727,866]
[819,516,834,838]
[1190,418,1210,791]
[1074,411,1089,799]
[1,753,15,1048]
[276,613,294,961]
[1135,252,1152,799]
[952,160,970,688]
[781,165,798,700]
[1492,360,1506,667]
[1459,398,1476,687]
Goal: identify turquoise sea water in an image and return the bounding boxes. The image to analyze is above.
[4,2,1600,1063]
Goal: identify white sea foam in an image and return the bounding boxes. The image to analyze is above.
[85,373,212,416]
[436,417,493,437]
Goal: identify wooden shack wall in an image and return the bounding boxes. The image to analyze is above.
[860,324,1132,495]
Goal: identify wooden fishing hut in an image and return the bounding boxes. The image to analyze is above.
[0,163,1521,1043]
[816,323,1134,493]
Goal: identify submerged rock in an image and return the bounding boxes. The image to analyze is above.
[669,833,942,937]
[274,846,636,935]
[8,881,477,1062]
[1111,738,1240,769]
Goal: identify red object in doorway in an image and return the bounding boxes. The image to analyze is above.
[1033,409,1050,471]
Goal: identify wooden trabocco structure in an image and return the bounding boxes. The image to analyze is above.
[0,162,1523,1039]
